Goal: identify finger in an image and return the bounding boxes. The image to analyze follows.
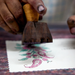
[0,15,17,34]
[28,0,47,15]
[19,0,28,5]
[22,0,47,15]
[5,0,26,32]
[67,15,75,34]
[0,3,19,33]
[71,27,75,34]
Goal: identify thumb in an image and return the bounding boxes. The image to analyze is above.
[67,15,75,35]
[21,0,47,15]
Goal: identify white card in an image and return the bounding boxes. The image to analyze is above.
[6,38,75,72]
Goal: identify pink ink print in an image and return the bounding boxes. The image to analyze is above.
[41,49,46,51]
[42,58,48,61]
[33,55,38,57]
[23,46,27,49]
[24,59,42,68]
[26,53,31,55]
[26,56,31,58]
[33,54,37,56]
[35,49,39,51]
[38,51,53,58]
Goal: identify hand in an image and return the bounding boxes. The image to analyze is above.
[67,15,75,35]
[0,0,47,34]
[21,0,47,15]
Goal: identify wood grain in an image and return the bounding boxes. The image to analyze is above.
[22,21,52,45]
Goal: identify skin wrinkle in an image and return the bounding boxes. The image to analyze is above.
[5,0,25,32]
[0,15,14,33]
[5,0,18,23]
[12,1,26,32]
[5,0,24,21]
[0,3,20,32]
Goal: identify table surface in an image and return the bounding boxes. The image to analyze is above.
[0,28,75,75]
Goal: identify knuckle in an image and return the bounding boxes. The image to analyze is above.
[15,10,25,25]
[28,0,34,4]
[0,21,5,27]
[5,16,14,23]
[16,10,23,19]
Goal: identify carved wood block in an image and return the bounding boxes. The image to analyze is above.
[22,21,52,45]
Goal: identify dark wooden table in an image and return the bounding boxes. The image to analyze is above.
[0,27,75,75]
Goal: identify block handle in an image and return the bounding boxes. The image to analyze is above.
[23,4,39,22]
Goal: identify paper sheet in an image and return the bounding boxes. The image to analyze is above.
[6,38,75,72]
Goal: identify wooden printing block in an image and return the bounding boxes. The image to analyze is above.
[67,15,75,34]
[22,21,52,45]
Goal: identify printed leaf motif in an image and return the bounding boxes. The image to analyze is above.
[28,49,32,52]
[16,44,21,46]
[19,54,27,56]
[26,53,31,55]
[26,56,31,58]
[33,54,38,58]
[32,50,36,53]
[15,47,22,49]
[19,58,28,61]
[20,49,28,52]
[33,54,37,57]
[34,44,40,47]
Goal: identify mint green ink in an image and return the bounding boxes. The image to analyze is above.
[15,47,22,49]
[19,54,27,56]
[19,58,28,61]
[20,49,28,52]
[34,44,40,47]
[16,43,21,46]
[41,47,48,49]
[33,56,37,58]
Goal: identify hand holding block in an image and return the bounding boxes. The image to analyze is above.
[22,4,52,45]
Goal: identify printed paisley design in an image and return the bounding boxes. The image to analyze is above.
[24,59,42,68]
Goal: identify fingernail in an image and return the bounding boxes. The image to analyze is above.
[71,27,75,34]
[38,5,45,12]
